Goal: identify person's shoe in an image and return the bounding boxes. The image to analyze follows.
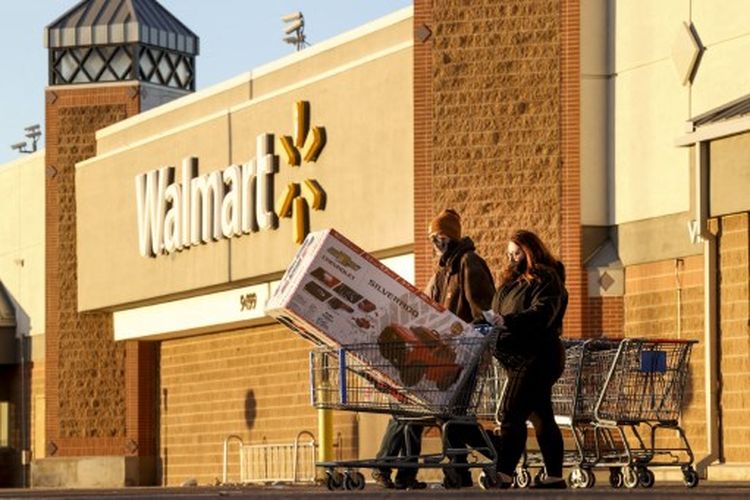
[530,477,567,489]
[441,470,473,489]
[394,477,427,490]
[371,470,395,489]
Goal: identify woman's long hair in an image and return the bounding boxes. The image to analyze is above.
[499,230,561,285]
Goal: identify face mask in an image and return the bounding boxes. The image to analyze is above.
[432,239,450,255]
[509,258,527,276]
[433,238,450,254]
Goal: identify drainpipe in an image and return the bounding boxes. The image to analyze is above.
[694,140,720,476]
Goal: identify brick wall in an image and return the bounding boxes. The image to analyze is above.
[414,0,585,337]
[584,297,624,337]
[31,360,45,460]
[624,255,706,458]
[716,213,750,462]
[45,86,144,457]
[623,214,750,463]
[159,324,357,486]
[428,0,563,270]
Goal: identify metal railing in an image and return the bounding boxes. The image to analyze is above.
[222,431,317,485]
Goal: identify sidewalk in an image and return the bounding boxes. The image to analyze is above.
[1,482,750,499]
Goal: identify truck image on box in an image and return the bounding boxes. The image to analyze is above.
[378,323,462,390]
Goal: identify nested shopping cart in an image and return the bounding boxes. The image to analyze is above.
[594,338,699,488]
[555,338,630,489]
[484,337,698,489]
[481,338,626,489]
[309,328,499,490]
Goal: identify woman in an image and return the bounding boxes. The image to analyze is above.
[488,229,568,489]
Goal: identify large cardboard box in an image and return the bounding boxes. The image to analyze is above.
[266,229,487,410]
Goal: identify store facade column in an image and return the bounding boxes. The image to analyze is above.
[33,0,198,487]
[412,0,585,336]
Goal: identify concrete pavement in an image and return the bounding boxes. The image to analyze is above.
[1,482,750,499]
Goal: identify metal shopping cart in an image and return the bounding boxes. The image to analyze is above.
[476,337,699,489]
[309,327,499,490]
[476,338,590,487]
[482,338,623,489]
[594,338,699,488]
[557,338,632,489]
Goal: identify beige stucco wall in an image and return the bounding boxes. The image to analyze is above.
[613,0,750,225]
[580,0,611,226]
[710,132,750,217]
[76,9,413,311]
[615,144,701,266]
[612,0,691,224]
[0,150,45,336]
[691,0,750,115]
[94,11,412,156]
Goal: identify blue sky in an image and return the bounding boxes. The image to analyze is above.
[0,0,412,165]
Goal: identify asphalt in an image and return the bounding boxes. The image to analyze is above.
[1,482,750,499]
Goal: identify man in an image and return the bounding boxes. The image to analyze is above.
[372,208,496,489]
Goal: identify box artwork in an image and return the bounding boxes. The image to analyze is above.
[266,229,487,408]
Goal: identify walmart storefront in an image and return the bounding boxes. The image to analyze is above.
[45,7,414,486]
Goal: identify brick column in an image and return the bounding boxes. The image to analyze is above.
[413,0,434,290]
[44,85,154,465]
[717,212,750,462]
[415,0,572,294]
[560,0,584,337]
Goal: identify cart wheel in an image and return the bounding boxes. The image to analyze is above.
[638,467,655,488]
[622,466,639,489]
[479,470,497,490]
[344,471,365,490]
[570,467,594,488]
[401,363,426,386]
[567,470,578,488]
[570,468,584,488]
[354,471,366,490]
[514,468,531,488]
[325,470,343,491]
[534,468,547,484]
[609,469,624,488]
[583,468,596,488]
[682,467,699,488]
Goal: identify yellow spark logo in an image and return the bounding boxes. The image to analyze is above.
[276,101,327,244]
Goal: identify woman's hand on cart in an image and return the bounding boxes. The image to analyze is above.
[481,310,505,328]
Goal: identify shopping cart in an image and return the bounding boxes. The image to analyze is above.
[483,338,625,489]
[309,327,499,490]
[558,338,633,488]
[594,338,699,488]
[477,337,699,489]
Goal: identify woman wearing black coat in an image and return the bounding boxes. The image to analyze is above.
[487,229,568,489]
